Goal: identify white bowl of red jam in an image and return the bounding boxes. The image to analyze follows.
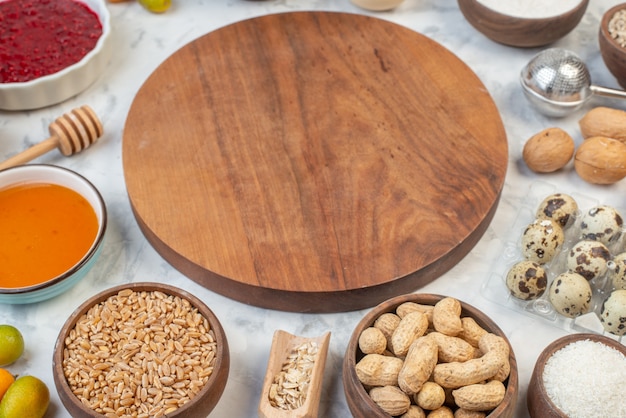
[0,164,107,304]
[0,0,112,111]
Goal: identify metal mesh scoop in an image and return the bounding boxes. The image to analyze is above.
[520,48,626,117]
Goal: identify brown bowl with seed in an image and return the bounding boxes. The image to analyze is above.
[527,333,626,418]
[342,293,518,417]
[600,3,626,89]
[52,282,229,418]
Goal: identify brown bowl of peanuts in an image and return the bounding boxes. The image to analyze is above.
[342,293,518,418]
[52,282,230,418]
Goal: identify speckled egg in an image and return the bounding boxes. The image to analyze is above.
[521,219,565,264]
[580,205,623,246]
[535,193,578,229]
[566,240,611,282]
[549,272,593,318]
[608,252,626,291]
[505,260,548,300]
[600,289,626,336]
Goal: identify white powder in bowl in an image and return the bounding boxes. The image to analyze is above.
[476,0,582,19]
[542,339,626,418]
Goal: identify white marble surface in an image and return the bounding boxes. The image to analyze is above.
[1,1,626,417]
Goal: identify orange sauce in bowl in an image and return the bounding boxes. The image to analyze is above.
[0,183,99,288]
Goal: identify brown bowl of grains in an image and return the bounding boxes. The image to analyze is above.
[527,333,626,418]
[343,293,518,418]
[600,3,626,89]
[52,282,229,418]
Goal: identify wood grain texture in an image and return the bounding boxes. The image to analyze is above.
[457,0,589,48]
[122,11,507,312]
[342,293,519,418]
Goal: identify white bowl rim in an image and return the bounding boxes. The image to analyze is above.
[459,0,589,21]
[0,0,111,89]
[0,164,107,294]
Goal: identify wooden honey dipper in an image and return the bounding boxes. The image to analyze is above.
[0,105,103,170]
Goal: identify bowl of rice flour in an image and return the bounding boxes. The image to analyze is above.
[457,0,589,47]
[527,333,626,418]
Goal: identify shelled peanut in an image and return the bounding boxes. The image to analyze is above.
[522,106,626,184]
[355,298,510,416]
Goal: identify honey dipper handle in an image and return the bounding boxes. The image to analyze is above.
[0,137,60,171]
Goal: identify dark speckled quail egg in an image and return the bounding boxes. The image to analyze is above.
[600,289,626,336]
[506,260,548,300]
[580,205,624,246]
[521,219,565,264]
[608,252,626,290]
[548,272,593,318]
[535,193,578,229]
[566,239,611,281]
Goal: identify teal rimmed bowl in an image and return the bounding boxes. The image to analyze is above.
[0,164,107,304]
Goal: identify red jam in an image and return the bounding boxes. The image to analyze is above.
[0,0,103,83]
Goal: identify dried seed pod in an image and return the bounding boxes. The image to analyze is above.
[358,327,387,355]
[398,336,438,395]
[415,381,446,410]
[432,297,463,337]
[396,302,434,325]
[373,312,401,350]
[574,136,626,184]
[391,311,429,357]
[355,354,403,387]
[428,332,477,363]
[458,317,488,348]
[452,380,506,412]
[402,405,427,418]
[522,127,575,173]
[369,385,411,416]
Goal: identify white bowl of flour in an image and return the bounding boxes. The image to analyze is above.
[457,0,589,47]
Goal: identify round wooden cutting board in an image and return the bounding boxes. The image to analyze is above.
[122,11,508,313]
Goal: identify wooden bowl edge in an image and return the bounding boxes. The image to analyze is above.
[343,293,518,418]
[458,0,588,47]
[527,333,626,418]
[53,282,230,418]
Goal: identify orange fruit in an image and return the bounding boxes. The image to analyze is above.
[0,375,49,418]
[0,369,14,401]
[0,325,24,367]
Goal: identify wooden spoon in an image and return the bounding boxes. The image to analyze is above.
[0,105,103,170]
[258,330,331,418]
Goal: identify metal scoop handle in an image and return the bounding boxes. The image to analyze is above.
[590,85,626,101]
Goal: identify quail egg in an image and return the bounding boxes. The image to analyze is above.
[600,289,626,336]
[566,240,611,282]
[548,272,593,318]
[580,205,623,246]
[505,260,548,300]
[608,252,626,290]
[521,219,565,264]
[535,193,578,229]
